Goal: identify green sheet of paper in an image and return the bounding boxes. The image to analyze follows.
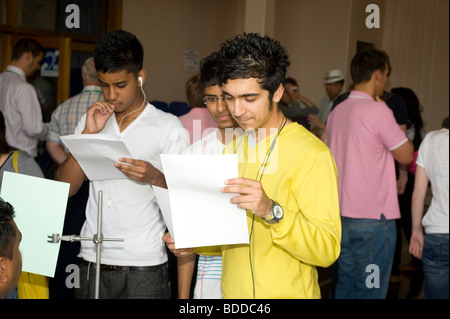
[0,172,70,277]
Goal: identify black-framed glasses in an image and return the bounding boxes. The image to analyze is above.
[203,95,225,105]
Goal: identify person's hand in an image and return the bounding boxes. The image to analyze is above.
[115,158,163,185]
[162,232,193,257]
[307,114,324,129]
[82,101,115,134]
[221,177,272,219]
[409,230,424,259]
[397,169,408,195]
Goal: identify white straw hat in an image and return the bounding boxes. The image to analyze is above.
[324,69,344,84]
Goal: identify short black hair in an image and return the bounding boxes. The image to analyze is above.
[200,51,221,92]
[93,29,144,76]
[285,77,298,86]
[350,49,390,84]
[217,33,290,100]
[0,198,16,260]
[391,87,424,149]
[12,38,44,61]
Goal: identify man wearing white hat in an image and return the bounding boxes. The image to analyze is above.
[308,69,345,138]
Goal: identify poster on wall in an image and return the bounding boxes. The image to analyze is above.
[183,49,199,72]
[41,49,60,77]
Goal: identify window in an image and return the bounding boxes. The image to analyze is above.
[18,0,57,31]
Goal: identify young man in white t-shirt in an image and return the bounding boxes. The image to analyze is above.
[410,127,449,299]
[56,30,189,299]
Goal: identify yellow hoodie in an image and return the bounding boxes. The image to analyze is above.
[221,122,341,299]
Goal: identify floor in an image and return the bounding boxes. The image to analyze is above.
[317,229,425,299]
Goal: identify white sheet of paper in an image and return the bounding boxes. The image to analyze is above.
[60,134,133,180]
[0,172,70,277]
[160,154,249,249]
[153,186,174,237]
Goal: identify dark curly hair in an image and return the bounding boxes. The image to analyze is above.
[217,33,290,100]
[200,51,221,92]
[93,29,144,77]
[0,198,16,260]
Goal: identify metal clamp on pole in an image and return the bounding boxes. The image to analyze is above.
[47,190,124,299]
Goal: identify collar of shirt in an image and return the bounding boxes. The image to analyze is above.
[6,65,26,81]
[82,85,103,93]
[348,90,374,101]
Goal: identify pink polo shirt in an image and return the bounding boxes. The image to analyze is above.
[327,91,408,220]
[179,108,218,144]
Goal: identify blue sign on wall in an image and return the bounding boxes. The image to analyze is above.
[41,49,60,77]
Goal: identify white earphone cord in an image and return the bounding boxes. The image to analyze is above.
[118,83,147,131]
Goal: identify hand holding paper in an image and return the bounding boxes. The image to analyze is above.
[115,157,167,188]
[60,134,133,181]
[162,232,193,257]
[155,154,249,249]
[221,177,273,219]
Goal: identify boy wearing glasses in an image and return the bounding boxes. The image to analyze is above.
[174,52,240,299]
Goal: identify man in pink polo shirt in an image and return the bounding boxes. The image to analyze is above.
[327,49,414,299]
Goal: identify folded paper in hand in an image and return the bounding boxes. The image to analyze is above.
[60,134,132,180]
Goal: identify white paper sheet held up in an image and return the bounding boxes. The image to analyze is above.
[158,154,249,249]
[153,186,174,237]
[60,134,133,180]
[0,172,70,277]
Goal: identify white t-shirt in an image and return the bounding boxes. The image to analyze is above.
[416,128,449,234]
[74,103,189,266]
[185,129,225,155]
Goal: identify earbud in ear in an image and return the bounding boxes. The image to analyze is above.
[138,77,143,86]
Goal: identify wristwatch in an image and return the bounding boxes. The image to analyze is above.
[262,201,284,224]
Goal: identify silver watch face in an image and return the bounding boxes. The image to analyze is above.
[272,204,283,219]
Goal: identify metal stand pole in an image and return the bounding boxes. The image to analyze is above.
[94,190,103,299]
[48,189,124,299]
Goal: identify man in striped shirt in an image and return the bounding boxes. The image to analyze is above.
[46,57,103,165]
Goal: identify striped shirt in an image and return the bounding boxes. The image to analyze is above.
[196,255,223,281]
[0,65,49,157]
[47,85,103,147]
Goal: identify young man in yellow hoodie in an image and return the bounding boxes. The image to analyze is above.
[165,33,341,299]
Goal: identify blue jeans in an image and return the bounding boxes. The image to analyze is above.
[333,215,396,299]
[422,233,449,299]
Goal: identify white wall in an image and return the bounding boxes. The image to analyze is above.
[122,0,449,131]
[122,0,240,104]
